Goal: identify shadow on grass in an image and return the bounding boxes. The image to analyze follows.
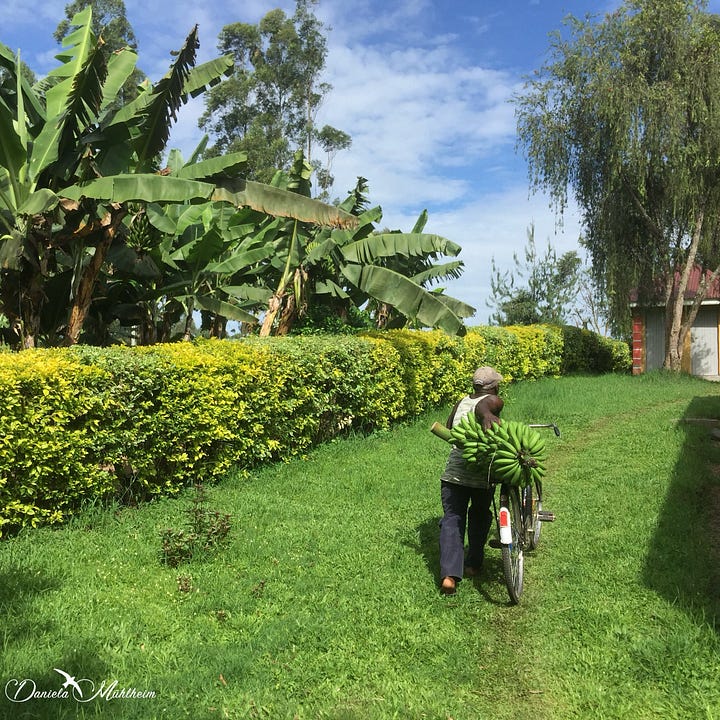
[0,563,125,719]
[1,647,121,720]
[642,393,720,632]
[405,516,442,587]
[0,562,62,645]
[406,516,512,605]
[470,552,516,606]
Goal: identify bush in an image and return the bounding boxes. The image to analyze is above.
[0,324,627,535]
[560,326,631,374]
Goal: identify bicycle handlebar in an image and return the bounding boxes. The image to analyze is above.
[528,423,561,437]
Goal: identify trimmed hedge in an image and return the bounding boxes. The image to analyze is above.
[0,325,630,536]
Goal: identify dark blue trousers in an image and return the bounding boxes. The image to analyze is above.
[440,481,494,581]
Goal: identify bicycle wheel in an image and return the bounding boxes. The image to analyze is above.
[526,480,542,551]
[499,484,524,604]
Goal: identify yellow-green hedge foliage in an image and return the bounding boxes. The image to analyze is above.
[0,325,629,535]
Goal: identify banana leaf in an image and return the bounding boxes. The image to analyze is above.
[314,278,350,298]
[195,295,258,323]
[341,233,462,264]
[213,179,358,229]
[0,102,24,201]
[181,56,234,99]
[412,260,465,285]
[175,152,248,180]
[100,48,138,114]
[0,43,45,126]
[134,26,199,164]
[0,231,23,270]
[61,174,214,203]
[341,263,467,336]
[28,7,99,181]
[16,189,59,215]
[205,245,275,274]
[223,285,273,303]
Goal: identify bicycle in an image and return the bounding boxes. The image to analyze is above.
[489,422,560,604]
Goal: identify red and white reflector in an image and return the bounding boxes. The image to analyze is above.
[499,507,512,545]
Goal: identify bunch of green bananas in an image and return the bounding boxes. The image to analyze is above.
[449,414,546,487]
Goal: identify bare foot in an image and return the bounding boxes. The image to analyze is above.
[440,576,457,595]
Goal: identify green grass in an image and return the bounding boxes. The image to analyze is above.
[1,372,720,719]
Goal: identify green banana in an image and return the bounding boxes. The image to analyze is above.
[433,416,549,488]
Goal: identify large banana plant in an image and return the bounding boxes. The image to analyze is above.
[0,7,356,348]
[260,168,475,336]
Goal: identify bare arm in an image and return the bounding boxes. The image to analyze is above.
[474,394,504,430]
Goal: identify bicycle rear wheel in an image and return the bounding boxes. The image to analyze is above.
[499,484,524,604]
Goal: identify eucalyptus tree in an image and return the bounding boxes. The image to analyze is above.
[515,0,720,369]
[0,7,356,348]
[199,0,350,189]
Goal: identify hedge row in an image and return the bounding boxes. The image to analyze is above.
[0,325,630,536]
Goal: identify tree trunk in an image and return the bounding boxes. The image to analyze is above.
[62,206,127,347]
[182,298,195,342]
[210,314,226,339]
[276,293,297,335]
[664,209,705,371]
[260,293,283,337]
[375,302,391,330]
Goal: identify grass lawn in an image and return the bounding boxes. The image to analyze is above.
[1,372,719,719]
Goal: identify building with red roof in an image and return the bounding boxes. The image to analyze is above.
[630,266,720,376]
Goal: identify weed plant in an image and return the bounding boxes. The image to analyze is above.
[0,372,719,718]
[159,484,232,567]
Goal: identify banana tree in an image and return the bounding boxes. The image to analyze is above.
[0,7,356,348]
[259,169,475,336]
[349,208,469,330]
[145,200,276,340]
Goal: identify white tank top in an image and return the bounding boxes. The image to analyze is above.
[451,394,489,427]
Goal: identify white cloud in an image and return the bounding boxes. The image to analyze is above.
[385,187,585,322]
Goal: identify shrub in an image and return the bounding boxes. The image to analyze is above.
[560,326,631,374]
[0,324,627,535]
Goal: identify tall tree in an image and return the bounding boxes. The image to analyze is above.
[515,0,720,369]
[199,0,350,188]
[488,225,582,326]
[54,0,145,103]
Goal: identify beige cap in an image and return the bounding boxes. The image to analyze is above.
[472,366,503,389]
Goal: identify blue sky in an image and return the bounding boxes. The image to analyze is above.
[5,0,710,323]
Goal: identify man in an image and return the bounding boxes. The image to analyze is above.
[439,366,504,595]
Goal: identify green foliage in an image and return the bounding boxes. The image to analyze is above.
[489,225,583,326]
[54,0,146,106]
[1,375,719,718]
[0,351,117,534]
[0,7,356,350]
[561,325,632,374]
[199,0,349,188]
[289,303,374,335]
[0,325,628,535]
[515,0,720,357]
[468,324,566,382]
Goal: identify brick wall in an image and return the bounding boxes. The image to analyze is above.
[632,312,644,374]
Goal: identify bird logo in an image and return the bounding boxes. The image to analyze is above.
[53,668,83,698]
